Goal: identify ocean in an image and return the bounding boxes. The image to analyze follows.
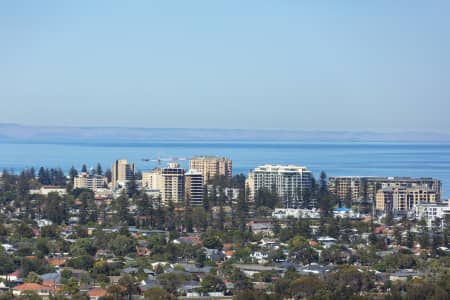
[1,141,449,198]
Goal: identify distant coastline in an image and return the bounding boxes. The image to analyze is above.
[1,123,450,144]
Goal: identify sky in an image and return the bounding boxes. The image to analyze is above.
[1,1,449,131]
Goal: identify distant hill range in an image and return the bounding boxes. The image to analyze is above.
[0,123,449,144]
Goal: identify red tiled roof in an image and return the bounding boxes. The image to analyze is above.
[223,243,233,249]
[88,288,108,297]
[14,283,54,292]
[48,259,66,266]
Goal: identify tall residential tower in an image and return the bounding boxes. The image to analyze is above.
[111,159,135,189]
[246,165,313,208]
[189,156,232,184]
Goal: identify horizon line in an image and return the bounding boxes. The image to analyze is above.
[2,122,450,135]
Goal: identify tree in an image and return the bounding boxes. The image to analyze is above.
[114,191,130,225]
[66,255,95,270]
[62,278,81,295]
[71,238,97,256]
[96,163,103,175]
[255,188,279,209]
[406,227,415,248]
[199,274,225,293]
[318,171,334,218]
[105,169,112,183]
[35,238,50,256]
[109,235,136,256]
[38,167,50,185]
[143,287,175,300]
[289,235,318,265]
[118,275,140,300]
[15,222,34,238]
[16,171,30,200]
[81,164,88,173]
[326,265,374,296]
[43,192,67,224]
[289,275,326,299]
[192,207,208,231]
[0,249,15,277]
[69,166,78,180]
[232,269,253,291]
[403,278,448,300]
[202,228,223,249]
[236,188,249,243]
[126,174,138,198]
[24,272,43,284]
[157,273,188,294]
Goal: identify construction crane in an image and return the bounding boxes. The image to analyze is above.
[141,156,189,167]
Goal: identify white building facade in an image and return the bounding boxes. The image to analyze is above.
[246,165,313,208]
[74,172,108,191]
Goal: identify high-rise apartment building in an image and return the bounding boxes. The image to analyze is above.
[189,156,232,184]
[142,169,162,190]
[111,159,135,189]
[329,176,441,206]
[246,165,313,208]
[376,186,438,213]
[74,172,108,191]
[185,169,204,207]
[160,162,185,205]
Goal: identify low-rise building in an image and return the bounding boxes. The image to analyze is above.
[30,186,67,196]
[333,207,361,219]
[272,208,320,219]
[74,172,107,191]
[415,202,450,227]
[390,269,424,282]
[13,283,55,299]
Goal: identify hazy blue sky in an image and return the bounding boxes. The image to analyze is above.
[1,1,449,131]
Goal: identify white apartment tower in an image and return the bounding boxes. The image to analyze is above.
[246,165,313,208]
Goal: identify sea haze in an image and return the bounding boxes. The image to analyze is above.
[1,124,450,198]
[1,124,450,143]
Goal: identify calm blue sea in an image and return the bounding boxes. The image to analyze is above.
[1,142,449,198]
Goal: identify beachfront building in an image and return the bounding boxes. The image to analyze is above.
[160,163,185,205]
[246,165,313,208]
[111,159,135,189]
[74,172,108,191]
[189,156,232,184]
[142,169,162,190]
[329,176,442,206]
[185,169,204,207]
[375,186,438,214]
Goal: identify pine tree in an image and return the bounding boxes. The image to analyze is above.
[96,163,103,175]
[104,169,112,183]
[38,167,50,185]
[236,188,249,243]
[115,191,130,225]
[69,166,78,180]
[126,174,138,198]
